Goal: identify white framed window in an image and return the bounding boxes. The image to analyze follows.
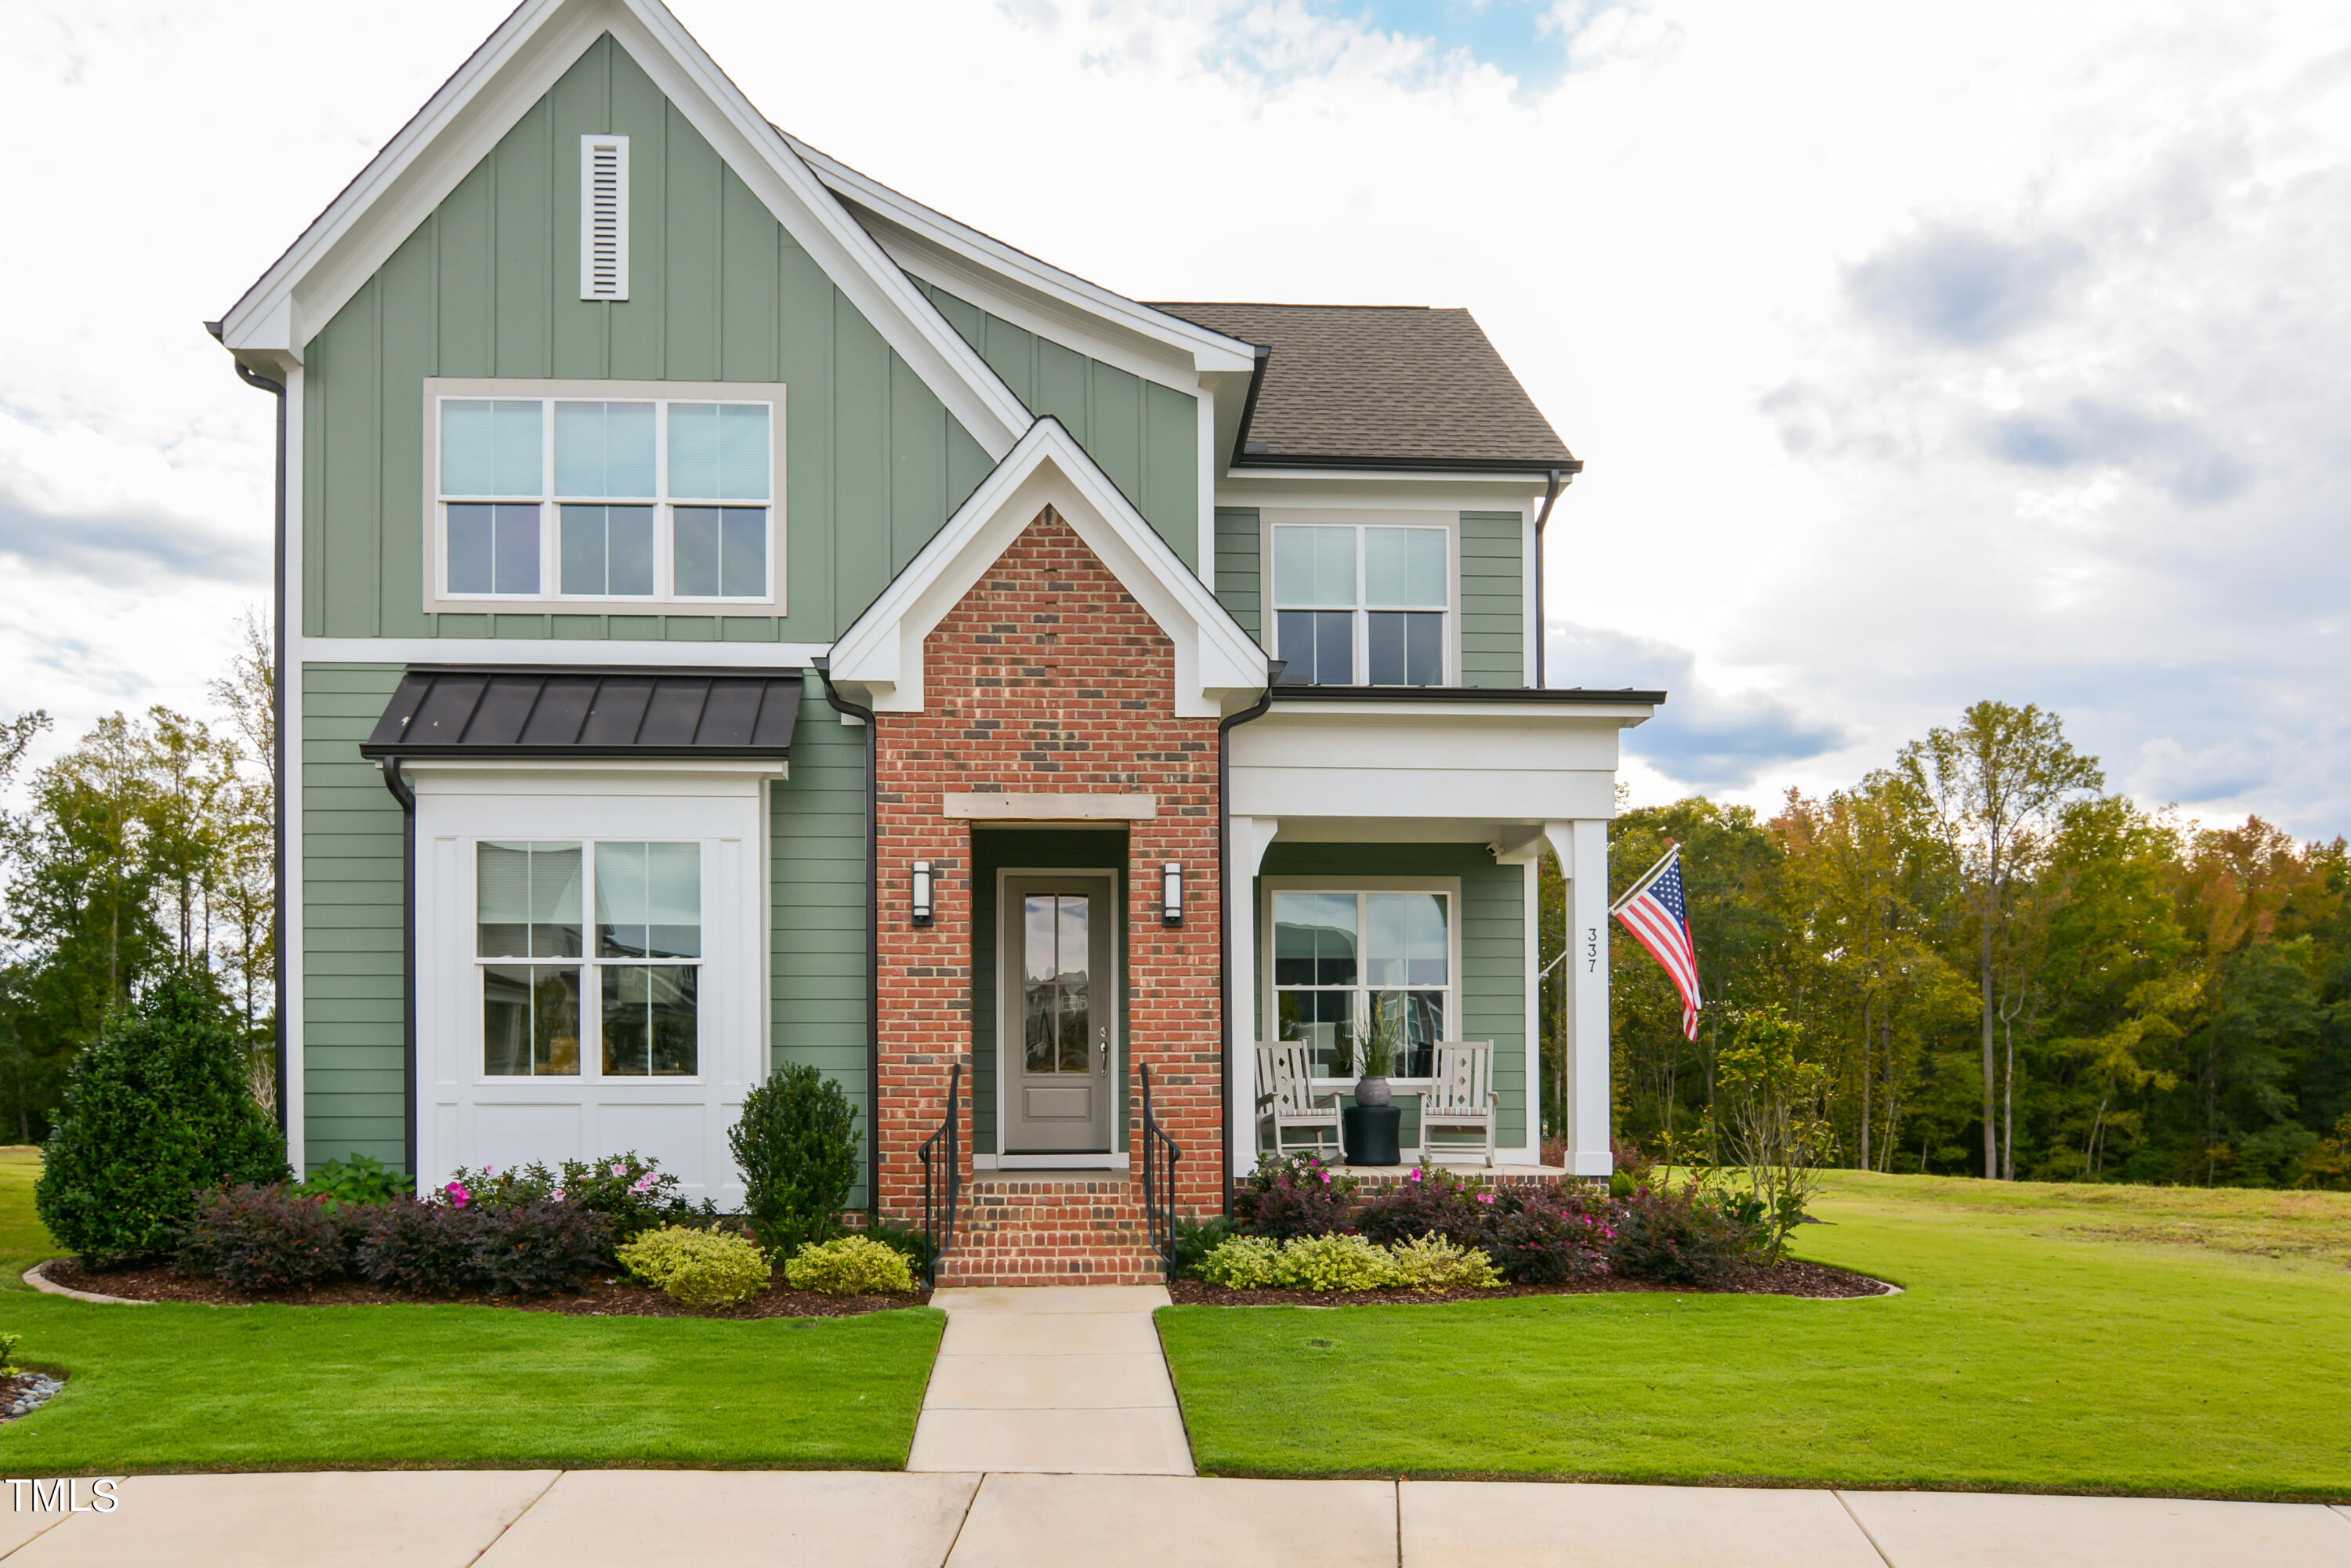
[1269,885,1454,1082]
[1271,523,1449,686]
[426,382,781,614]
[475,839,702,1081]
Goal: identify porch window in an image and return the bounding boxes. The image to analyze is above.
[1272,890,1451,1080]
[478,839,701,1078]
[437,395,773,605]
[1271,524,1447,686]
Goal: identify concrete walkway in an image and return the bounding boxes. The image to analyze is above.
[905,1284,1194,1476]
[6,1471,2347,1566]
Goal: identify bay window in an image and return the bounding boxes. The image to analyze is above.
[1272,523,1448,686]
[477,839,701,1079]
[433,387,776,609]
[1271,889,1453,1081]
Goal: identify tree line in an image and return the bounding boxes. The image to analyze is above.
[0,617,276,1141]
[1543,701,2351,1187]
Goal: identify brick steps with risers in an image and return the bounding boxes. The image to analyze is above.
[934,1173,1169,1287]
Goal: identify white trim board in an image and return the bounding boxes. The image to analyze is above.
[299,639,831,668]
[216,0,1030,460]
[826,418,1267,717]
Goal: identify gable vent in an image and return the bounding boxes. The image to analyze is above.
[579,135,629,301]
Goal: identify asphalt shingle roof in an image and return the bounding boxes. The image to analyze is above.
[1146,302,1577,471]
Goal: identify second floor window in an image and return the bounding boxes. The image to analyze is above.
[437,396,773,605]
[1272,523,1447,686]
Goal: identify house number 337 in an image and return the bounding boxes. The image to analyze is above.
[1585,926,1599,972]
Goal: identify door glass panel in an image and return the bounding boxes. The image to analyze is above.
[1022,893,1092,1075]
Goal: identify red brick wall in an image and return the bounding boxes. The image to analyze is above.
[872,506,1223,1219]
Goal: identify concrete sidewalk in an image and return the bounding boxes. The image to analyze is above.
[905,1284,1193,1476]
[6,1470,2347,1566]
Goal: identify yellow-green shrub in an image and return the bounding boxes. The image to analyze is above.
[1199,1236,1284,1288]
[784,1234,915,1296]
[1386,1232,1503,1291]
[615,1225,771,1308]
[1277,1233,1402,1291]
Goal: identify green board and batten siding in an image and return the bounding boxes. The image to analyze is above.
[1252,843,1529,1151]
[300,32,993,645]
[918,282,1200,569]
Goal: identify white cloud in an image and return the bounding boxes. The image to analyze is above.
[3,0,2348,837]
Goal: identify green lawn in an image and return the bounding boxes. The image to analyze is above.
[0,1150,944,1472]
[1157,1171,2351,1499]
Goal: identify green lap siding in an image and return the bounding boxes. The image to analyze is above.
[1253,843,1527,1152]
[301,31,989,644]
[918,282,1200,568]
[770,676,874,1208]
[1458,511,1525,687]
[1215,507,1262,642]
[301,664,410,1175]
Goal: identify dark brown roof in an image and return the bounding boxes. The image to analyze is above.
[1145,303,1578,472]
[360,667,802,759]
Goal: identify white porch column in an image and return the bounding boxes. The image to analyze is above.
[1548,819,1614,1178]
[1227,815,1281,1176]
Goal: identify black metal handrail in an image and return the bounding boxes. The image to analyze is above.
[1139,1063,1181,1282]
[918,1063,962,1289]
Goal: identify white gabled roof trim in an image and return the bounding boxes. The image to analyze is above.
[828,419,1270,719]
[789,136,1259,378]
[216,0,1030,458]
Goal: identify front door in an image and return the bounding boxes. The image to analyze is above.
[1002,873,1117,1153]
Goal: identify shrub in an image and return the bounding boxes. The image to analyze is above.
[618,1225,772,1308]
[1197,1236,1284,1289]
[295,1154,407,1210]
[36,971,290,1262]
[1354,1166,1493,1248]
[1609,1185,1759,1286]
[444,1151,698,1242]
[730,1065,862,1259]
[467,1202,613,1296]
[1483,1185,1614,1284]
[784,1235,915,1296]
[862,1212,932,1271]
[1173,1213,1235,1280]
[353,1199,482,1296]
[0,1334,20,1377]
[1387,1233,1503,1292]
[1232,1153,1355,1240]
[175,1184,353,1291]
[1277,1233,1401,1291]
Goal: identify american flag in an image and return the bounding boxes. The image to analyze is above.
[1611,846,1703,1041]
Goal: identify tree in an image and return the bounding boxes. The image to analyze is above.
[1900,703,2102,1179]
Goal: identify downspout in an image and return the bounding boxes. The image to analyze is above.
[378,757,418,1187]
[1531,467,1567,690]
[810,657,881,1216]
[1216,659,1285,1213]
[224,344,289,1140]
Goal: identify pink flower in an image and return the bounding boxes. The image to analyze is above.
[611,1164,626,1178]
[484,1165,498,1177]
[1320,1171,1331,1184]
[630,1175,656,1194]
[1477,1193,1496,1204]
[1409,1168,1423,1184]
[444,1182,470,1209]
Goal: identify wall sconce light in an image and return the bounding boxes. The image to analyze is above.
[1161,862,1183,926]
[911,860,935,927]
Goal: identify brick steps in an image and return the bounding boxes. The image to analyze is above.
[934,1173,1169,1287]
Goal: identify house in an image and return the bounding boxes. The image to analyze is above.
[210,0,1661,1285]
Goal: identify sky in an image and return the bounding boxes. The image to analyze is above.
[4,0,2349,835]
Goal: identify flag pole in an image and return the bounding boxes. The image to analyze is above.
[1609,844,1679,917]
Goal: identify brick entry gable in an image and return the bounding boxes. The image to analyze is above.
[873,505,1223,1261]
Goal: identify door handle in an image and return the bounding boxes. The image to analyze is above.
[1098,1025,1110,1074]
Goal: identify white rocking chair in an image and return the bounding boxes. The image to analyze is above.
[1418,1041,1499,1168]
[1255,1041,1343,1161]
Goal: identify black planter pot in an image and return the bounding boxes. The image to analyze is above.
[1342,1103,1402,1167]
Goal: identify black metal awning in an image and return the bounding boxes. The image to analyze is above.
[359,665,802,761]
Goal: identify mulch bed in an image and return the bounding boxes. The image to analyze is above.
[41,1260,930,1320]
[1168,1258,1892,1307]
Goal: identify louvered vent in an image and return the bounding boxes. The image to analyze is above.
[579,135,629,301]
